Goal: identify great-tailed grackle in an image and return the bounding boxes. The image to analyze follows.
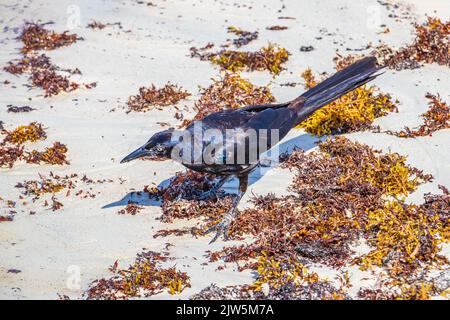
[121,56,382,243]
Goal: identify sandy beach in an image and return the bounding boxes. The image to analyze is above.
[0,0,449,299]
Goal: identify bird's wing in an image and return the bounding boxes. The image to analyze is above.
[183,103,299,166]
[185,102,291,132]
[239,102,291,112]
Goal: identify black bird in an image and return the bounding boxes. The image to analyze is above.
[121,56,382,243]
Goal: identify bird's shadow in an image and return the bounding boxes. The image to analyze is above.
[102,133,321,209]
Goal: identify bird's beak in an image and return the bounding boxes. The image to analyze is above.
[120,146,149,164]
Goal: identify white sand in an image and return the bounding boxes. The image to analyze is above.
[0,0,449,299]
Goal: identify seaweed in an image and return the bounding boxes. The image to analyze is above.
[117,202,143,215]
[226,26,258,48]
[2,122,46,145]
[87,21,122,30]
[388,94,449,138]
[182,73,274,125]
[127,83,191,113]
[266,26,288,31]
[4,23,95,97]
[6,105,35,113]
[19,22,80,53]
[0,145,24,168]
[337,17,450,70]
[190,43,289,75]
[25,142,69,165]
[0,197,16,222]
[0,122,69,167]
[298,68,397,136]
[15,172,113,209]
[383,17,449,70]
[86,250,191,299]
[15,173,72,200]
[191,253,348,300]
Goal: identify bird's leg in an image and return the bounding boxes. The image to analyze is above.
[206,175,248,243]
[196,175,231,201]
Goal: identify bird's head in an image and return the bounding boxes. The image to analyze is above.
[120,128,176,164]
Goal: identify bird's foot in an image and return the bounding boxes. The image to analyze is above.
[204,214,234,244]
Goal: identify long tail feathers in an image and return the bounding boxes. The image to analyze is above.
[292,56,383,121]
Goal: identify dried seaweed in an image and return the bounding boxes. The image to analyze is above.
[0,198,17,222]
[19,22,80,53]
[6,105,35,113]
[0,145,24,168]
[15,172,113,209]
[388,94,449,138]
[86,250,191,299]
[298,67,398,136]
[4,54,52,75]
[0,122,69,167]
[2,122,46,145]
[87,21,122,30]
[117,202,143,215]
[266,26,288,31]
[4,23,95,97]
[190,43,290,75]
[191,254,349,300]
[25,142,69,165]
[336,17,449,70]
[15,173,73,200]
[127,83,191,113]
[182,73,274,126]
[383,17,449,70]
[227,26,258,48]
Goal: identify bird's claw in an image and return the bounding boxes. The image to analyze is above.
[204,219,231,243]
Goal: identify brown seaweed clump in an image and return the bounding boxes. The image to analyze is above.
[4,23,95,97]
[86,21,122,30]
[182,73,274,125]
[389,94,449,138]
[382,17,449,70]
[298,68,398,136]
[190,43,290,76]
[117,203,143,215]
[145,170,234,226]
[86,251,191,299]
[19,22,80,53]
[127,83,191,113]
[0,123,69,167]
[0,145,24,168]
[191,253,350,300]
[226,26,259,48]
[15,173,74,200]
[358,190,449,273]
[15,173,114,211]
[4,53,96,97]
[2,122,46,145]
[0,198,17,222]
[336,17,449,70]
[4,54,54,75]
[266,26,288,31]
[25,142,69,165]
